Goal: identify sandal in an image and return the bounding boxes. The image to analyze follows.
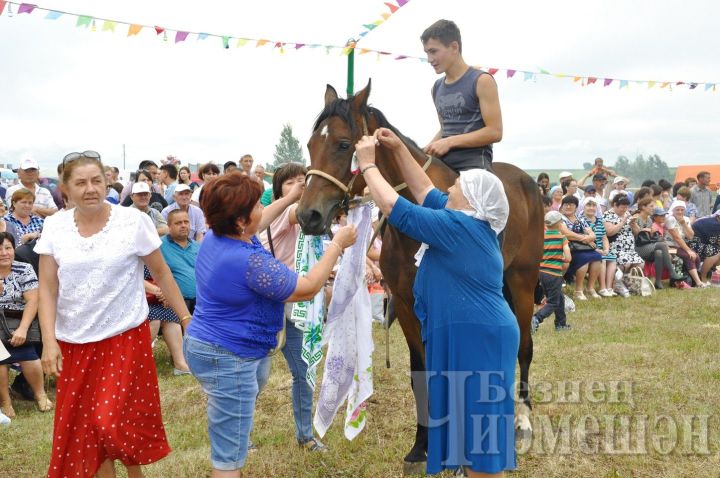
[0,400,16,418]
[35,393,54,412]
[298,437,328,452]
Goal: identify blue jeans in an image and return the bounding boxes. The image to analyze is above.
[184,335,262,471]
[281,316,314,441]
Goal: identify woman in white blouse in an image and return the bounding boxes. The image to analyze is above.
[37,151,191,478]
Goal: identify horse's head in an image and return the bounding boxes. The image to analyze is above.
[296,81,376,235]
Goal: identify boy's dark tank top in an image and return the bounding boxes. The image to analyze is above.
[433,67,493,172]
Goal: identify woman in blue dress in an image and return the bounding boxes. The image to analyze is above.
[356,129,518,477]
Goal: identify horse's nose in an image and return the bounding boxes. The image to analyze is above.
[298,208,326,236]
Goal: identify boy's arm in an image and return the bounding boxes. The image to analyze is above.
[424,75,503,157]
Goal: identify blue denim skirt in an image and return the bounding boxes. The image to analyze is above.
[183,335,263,471]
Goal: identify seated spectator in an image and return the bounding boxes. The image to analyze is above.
[178,166,200,191]
[191,163,221,207]
[651,207,666,235]
[223,160,238,173]
[687,211,720,281]
[665,201,706,287]
[562,178,582,201]
[121,169,168,212]
[631,197,685,289]
[675,186,698,223]
[608,176,634,204]
[658,179,673,209]
[603,194,643,297]
[581,185,607,216]
[536,172,549,197]
[161,185,206,241]
[130,182,169,236]
[650,184,664,209]
[630,186,653,213]
[0,232,52,418]
[532,211,572,333]
[4,189,43,247]
[581,197,614,297]
[558,195,601,301]
[541,195,552,214]
[549,186,563,211]
[160,210,199,314]
[672,181,685,198]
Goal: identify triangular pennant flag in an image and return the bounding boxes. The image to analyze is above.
[372,20,382,26]
[660,82,670,88]
[102,21,116,32]
[76,16,92,28]
[274,42,282,48]
[0,0,6,16]
[689,83,698,89]
[380,12,390,20]
[127,24,142,36]
[175,31,189,43]
[197,33,209,40]
[154,26,165,35]
[619,80,628,89]
[18,3,36,14]
[506,69,516,78]
[395,55,408,60]
[342,47,353,56]
[488,68,499,75]
[573,76,582,82]
[603,78,613,87]
[45,10,62,20]
[587,77,597,85]
[363,23,377,30]
[523,71,534,81]
[397,0,408,5]
[554,73,567,78]
[359,31,369,37]
[705,83,714,91]
[539,68,550,75]
[359,48,371,54]
[222,36,230,49]
[384,2,399,13]
[256,39,269,47]
[676,81,685,86]
[236,38,248,47]
[294,43,305,49]
[647,81,656,89]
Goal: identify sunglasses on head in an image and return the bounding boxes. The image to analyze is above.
[63,150,101,165]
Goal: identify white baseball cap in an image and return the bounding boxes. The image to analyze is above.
[558,171,573,180]
[613,176,628,185]
[131,182,151,194]
[175,184,192,193]
[16,155,39,171]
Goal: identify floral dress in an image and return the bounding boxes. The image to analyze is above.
[604,210,644,266]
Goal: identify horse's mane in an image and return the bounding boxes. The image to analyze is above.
[313,97,427,161]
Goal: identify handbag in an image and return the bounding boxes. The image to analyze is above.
[635,231,662,247]
[622,266,655,297]
[569,241,595,252]
[145,277,161,305]
[0,308,41,345]
[265,226,286,356]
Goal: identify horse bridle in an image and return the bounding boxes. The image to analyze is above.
[305,115,433,211]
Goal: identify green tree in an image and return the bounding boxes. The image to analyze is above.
[612,154,671,185]
[272,123,305,169]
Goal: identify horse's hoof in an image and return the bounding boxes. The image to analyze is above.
[403,461,426,475]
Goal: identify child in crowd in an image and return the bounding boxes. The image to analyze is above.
[533,211,572,333]
[651,207,666,235]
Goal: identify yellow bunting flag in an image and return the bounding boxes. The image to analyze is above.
[359,48,371,54]
[381,13,390,20]
[102,21,116,32]
[342,47,353,56]
[127,24,142,36]
[648,81,656,89]
[236,38,248,47]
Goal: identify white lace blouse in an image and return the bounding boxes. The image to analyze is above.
[35,205,161,344]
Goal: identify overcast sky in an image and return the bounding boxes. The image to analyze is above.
[1,0,718,174]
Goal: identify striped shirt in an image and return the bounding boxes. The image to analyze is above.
[540,229,567,277]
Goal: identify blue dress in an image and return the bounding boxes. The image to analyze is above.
[388,189,519,475]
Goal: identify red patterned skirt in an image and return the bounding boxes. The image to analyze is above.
[48,321,170,478]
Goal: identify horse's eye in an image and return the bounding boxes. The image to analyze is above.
[338,141,351,151]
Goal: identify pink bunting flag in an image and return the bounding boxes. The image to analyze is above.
[488,68,499,75]
[175,31,189,43]
[154,26,165,35]
[0,0,6,16]
[395,55,408,60]
[384,2,399,12]
[506,70,516,78]
[396,0,408,6]
[18,3,36,14]
[587,77,597,85]
[603,78,613,87]
[295,43,305,49]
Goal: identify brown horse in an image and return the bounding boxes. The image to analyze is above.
[296,82,544,473]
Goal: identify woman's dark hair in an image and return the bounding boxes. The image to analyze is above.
[272,163,307,200]
[561,195,579,207]
[0,231,16,249]
[611,193,631,207]
[676,186,692,200]
[178,166,192,185]
[632,186,652,204]
[536,172,549,183]
[672,181,686,197]
[135,169,152,183]
[658,179,672,191]
[198,163,221,181]
[650,184,662,196]
[541,195,552,207]
[560,178,574,195]
[641,179,656,188]
[637,197,654,210]
[201,172,262,236]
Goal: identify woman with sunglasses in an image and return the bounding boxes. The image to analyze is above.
[37,151,191,478]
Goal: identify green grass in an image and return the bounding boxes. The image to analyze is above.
[2,287,719,477]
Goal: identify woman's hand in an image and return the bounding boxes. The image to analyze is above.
[688,249,698,261]
[376,127,404,152]
[355,136,378,170]
[10,326,27,347]
[333,225,358,250]
[41,339,63,377]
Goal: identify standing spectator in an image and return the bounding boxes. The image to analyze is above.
[536,172,549,196]
[664,200,707,287]
[191,163,221,207]
[120,160,159,203]
[103,166,120,204]
[675,186,698,224]
[184,172,355,476]
[687,212,720,281]
[0,232,51,418]
[578,171,610,198]
[558,195,601,301]
[608,176,633,204]
[178,166,199,191]
[160,164,179,205]
[37,151,191,478]
[240,154,254,176]
[130,182,169,236]
[6,155,57,218]
[690,171,713,218]
[562,178,582,201]
[658,179,673,209]
[161,184,206,241]
[121,170,168,212]
[532,211,572,333]
[685,177,698,189]
[223,161,238,174]
[253,164,271,191]
[4,189,44,247]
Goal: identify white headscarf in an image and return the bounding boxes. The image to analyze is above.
[667,200,686,216]
[458,169,509,235]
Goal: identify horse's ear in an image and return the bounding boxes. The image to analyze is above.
[351,79,372,110]
[324,85,339,106]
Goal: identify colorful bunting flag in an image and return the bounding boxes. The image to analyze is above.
[154,26,164,35]
[648,81,656,89]
[705,83,714,91]
[587,77,597,85]
[603,78,613,87]
[127,24,142,36]
[222,36,229,49]
[175,31,189,43]
[76,15,92,28]
[256,39,269,47]
[523,71,533,81]
[295,43,305,49]
[44,10,61,19]
[236,38,248,47]
[0,0,6,16]
[397,0,408,5]
[197,33,208,40]
[384,2,399,13]
[102,21,116,33]
[619,80,629,89]
[17,3,35,14]
[507,70,516,78]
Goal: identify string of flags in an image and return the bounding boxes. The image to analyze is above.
[0,1,715,92]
